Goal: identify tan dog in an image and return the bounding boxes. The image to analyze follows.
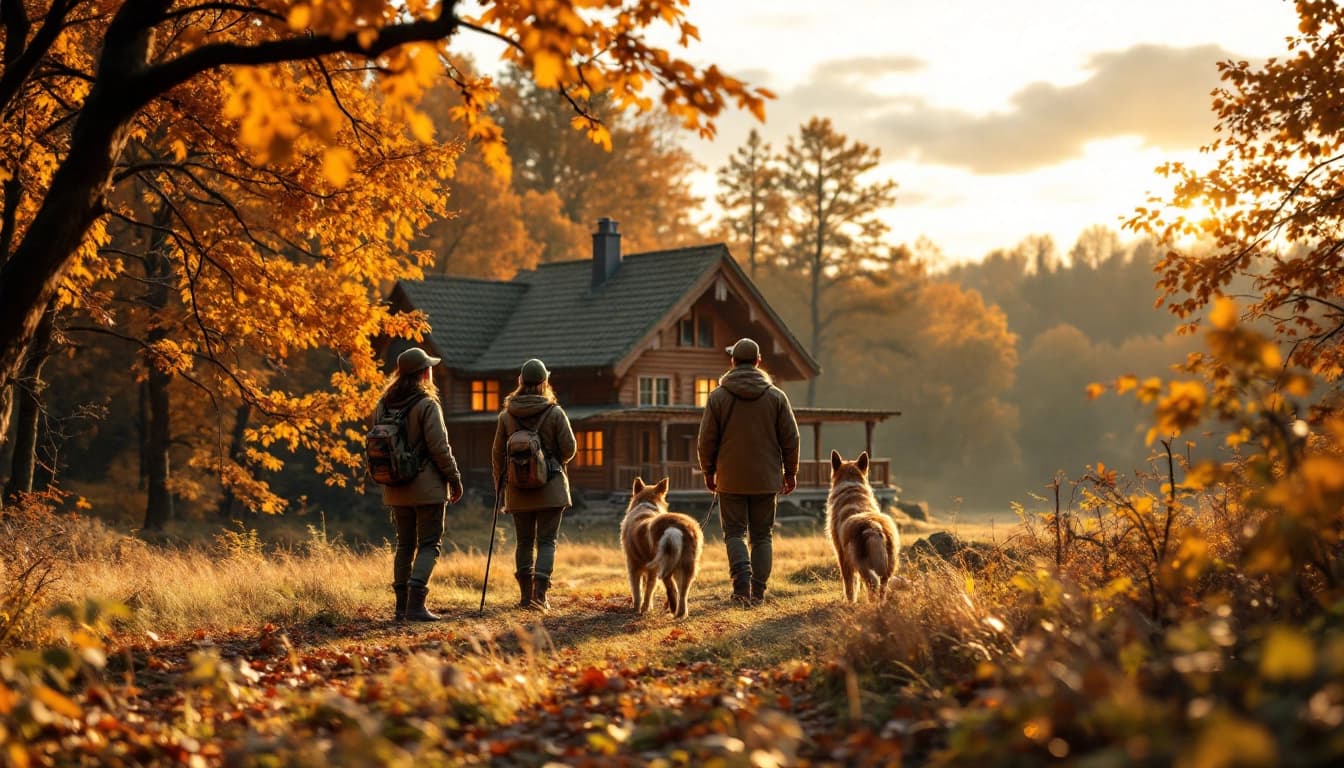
[620,477,704,618]
[825,450,900,602]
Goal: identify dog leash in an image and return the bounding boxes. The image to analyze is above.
[701,491,720,529]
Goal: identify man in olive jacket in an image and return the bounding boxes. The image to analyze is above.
[697,338,800,604]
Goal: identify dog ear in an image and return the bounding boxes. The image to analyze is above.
[830,450,842,473]
[655,477,670,495]
[857,452,870,473]
[633,477,645,494]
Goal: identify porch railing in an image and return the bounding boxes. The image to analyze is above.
[616,459,890,492]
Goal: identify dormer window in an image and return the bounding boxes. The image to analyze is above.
[677,311,715,348]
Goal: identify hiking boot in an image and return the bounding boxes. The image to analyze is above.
[405,586,441,622]
[750,579,767,606]
[530,575,551,611]
[516,571,534,608]
[393,584,409,622]
[730,574,753,606]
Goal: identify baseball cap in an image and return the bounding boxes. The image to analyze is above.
[396,347,441,375]
[725,338,760,363]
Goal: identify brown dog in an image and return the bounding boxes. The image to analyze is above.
[826,450,900,602]
[620,477,704,618]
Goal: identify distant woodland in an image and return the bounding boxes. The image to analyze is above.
[0,66,1230,524]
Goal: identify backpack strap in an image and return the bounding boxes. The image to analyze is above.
[403,391,431,460]
[506,404,555,434]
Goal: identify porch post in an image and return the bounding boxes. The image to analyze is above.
[659,418,669,481]
[812,422,822,463]
[864,420,874,457]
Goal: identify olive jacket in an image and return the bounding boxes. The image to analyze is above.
[491,395,578,512]
[697,365,800,495]
[374,392,463,507]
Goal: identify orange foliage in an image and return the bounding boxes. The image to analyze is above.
[0,0,767,507]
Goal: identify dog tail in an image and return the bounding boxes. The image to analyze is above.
[864,527,889,578]
[650,527,684,580]
[845,525,888,589]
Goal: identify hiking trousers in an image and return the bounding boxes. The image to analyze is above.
[391,503,445,589]
[513,506,565,579]
[719,493,777,586]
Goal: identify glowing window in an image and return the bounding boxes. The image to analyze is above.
[575,431,604,467]
[694,377,716,407]
[470,380,499,411]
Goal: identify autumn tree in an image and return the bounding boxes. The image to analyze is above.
[1128,2,1344,394]
[0,0,769,463]
[715,128,783,277]
[413,146,541,280]
[774,117,900,405]
[491,67,705,257]
[780,275,1022,504]
[0,3,768,516]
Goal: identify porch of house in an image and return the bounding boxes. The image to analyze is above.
[588,405,900,498]
[447,405,901,509]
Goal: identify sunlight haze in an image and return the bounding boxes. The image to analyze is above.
[675,0,1300,264]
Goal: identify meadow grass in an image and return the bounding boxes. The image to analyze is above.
[34,502,1013,690]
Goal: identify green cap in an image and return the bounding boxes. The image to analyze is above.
[520,358,551,385]
[396,347,441,376]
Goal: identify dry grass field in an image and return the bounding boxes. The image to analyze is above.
[2,502,1021,765]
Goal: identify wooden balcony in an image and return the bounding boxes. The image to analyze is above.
[616,458,890,493]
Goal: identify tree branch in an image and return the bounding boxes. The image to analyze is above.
[0,0,83,117]
[133,9,464,107]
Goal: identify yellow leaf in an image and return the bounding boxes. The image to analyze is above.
[170,139,188,162]
[1260,626,1315,681]
[1115,374,1138,395]
[1258,339,1282,369]
[1209,297,1238,330]
[33,685,82,720]
[287,5,310,30]
[322,147,355,187]
[532,50,565,89]
[6,742,28,768]
[407,111,435,143]
[1085,382,1105,400]
[1184,713,1276,768]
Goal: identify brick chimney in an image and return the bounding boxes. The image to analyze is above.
[591,217,622,289]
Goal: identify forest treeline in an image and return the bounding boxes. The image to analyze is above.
[0,60,1217,523]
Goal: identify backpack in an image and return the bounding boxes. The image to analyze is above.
[365,393,428,486]
[503,405,556,490]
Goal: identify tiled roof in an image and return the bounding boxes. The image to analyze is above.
[395,245,725,373]
[396,277,527,366]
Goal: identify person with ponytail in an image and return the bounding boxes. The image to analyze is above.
[374,347,463,621]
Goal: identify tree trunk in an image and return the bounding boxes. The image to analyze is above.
[3,302,56,501]
[807,257,821,407]
[141,205,175,531]
[0,1,164,447]
[142,361,173,530]
[216,403,252,521]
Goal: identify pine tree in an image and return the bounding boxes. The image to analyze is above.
[715,129,783,278]
[776,117,899,405]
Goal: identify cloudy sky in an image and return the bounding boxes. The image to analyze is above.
[662,0,1301,264]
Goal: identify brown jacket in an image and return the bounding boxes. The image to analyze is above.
[492,395,578,512]
[375,392,463,507]
[697,365,800,495]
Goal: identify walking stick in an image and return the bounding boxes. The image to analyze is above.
[479,474,506,614]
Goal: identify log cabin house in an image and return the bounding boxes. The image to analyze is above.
[387,218,899,505]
